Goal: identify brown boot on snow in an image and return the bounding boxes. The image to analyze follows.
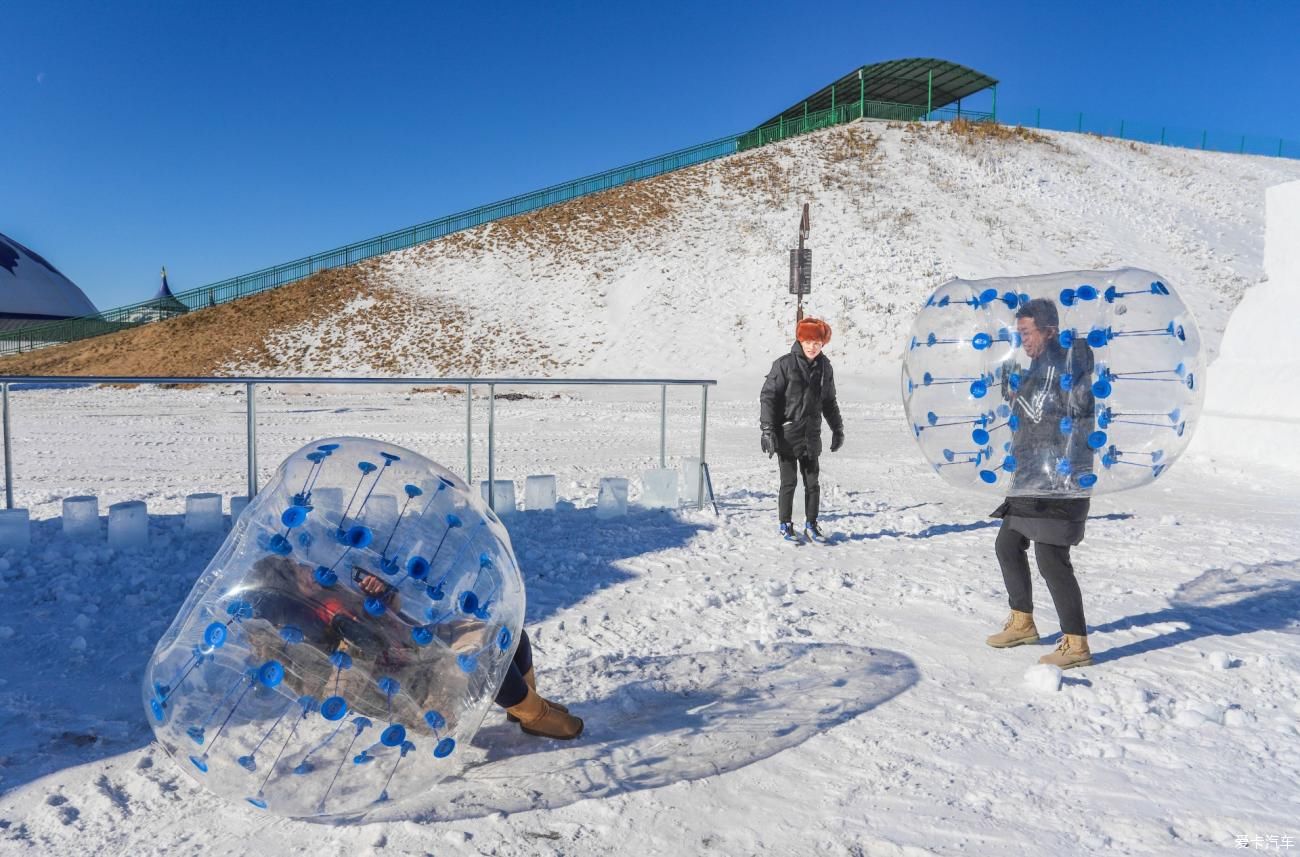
[505,688,584,740]
[986,610,1040,648]
[507,668,568,723]
[1038,634,1093,669]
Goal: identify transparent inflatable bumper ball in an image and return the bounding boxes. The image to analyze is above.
[143,437,525,818]
[901,268,1203,497]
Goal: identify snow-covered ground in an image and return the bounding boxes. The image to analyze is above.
[0,381,1297,856]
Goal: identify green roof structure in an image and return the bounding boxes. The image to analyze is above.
[740,58,998,150]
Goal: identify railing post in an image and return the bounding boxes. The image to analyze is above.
[2,382,12,510]
[487,383,496,511]
[1202,130,1207,150]
[1119,119,1124,139]
[926,70,932,120]
[1035,107,1040,128]
[991,84,997,122]
[1161,127,1166,145]
[659,384,667,468]
[697,384,709,510]
[245,382,258,498]
[465,383,473,483]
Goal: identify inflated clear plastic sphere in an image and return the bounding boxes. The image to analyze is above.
[142,438,524,819]
[901,268,1204,496]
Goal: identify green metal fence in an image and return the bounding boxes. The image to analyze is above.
[0,135,739,355]
[5,100,1298,357]
[1003,107,1300,159]
[736,99,995,151]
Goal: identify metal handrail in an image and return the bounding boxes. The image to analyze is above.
[0,375,717,512]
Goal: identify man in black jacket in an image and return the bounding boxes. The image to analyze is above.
[760,317,844,543]
[986,297,1097,669]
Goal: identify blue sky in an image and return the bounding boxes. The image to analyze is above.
[4,0,1298,310]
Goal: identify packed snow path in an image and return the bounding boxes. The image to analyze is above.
[0,384,1296,856]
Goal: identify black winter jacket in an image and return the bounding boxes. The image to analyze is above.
[1002,339,1096,495]
[990,339,1096,545]
[759,342,844,458]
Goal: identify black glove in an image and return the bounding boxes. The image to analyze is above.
[830,429,845,453]
[761,426,777,458]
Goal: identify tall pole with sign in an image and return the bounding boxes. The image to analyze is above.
[789,203,812,323]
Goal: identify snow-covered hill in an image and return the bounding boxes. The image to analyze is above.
[6,121,1299,384]
[247,121,1300,380]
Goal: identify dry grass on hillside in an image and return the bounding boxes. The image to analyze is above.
[821,124,881,164]
[274,284,567,376]
[713,125,883,201]
[430,167,694,261]
[899,118,1056,148]
[424,124,884,261]
[0,121,893,379]
[0,266,382,377]
[712,145,790,207]
[0,262,567,378]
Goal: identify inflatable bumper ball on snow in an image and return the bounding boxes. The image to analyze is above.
[142,438,524,818]
[901,268,1203,496]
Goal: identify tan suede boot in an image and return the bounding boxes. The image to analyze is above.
[1038,634,1093,669]
[505,688,584,740]
[985,610,1040,648]
[507,668,568,722]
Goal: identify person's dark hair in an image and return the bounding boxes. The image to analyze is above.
[1015,297,1059,331]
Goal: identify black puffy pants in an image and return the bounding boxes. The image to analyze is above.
[778,453,820,523]
[995,523,1087,636]
[494,629,534,708]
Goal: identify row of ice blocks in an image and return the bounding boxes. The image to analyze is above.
[0,493,253,551]
[480,462,703,518]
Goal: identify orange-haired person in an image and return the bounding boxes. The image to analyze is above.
[759,317,844,543]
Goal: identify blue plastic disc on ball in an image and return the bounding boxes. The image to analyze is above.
[281,506,308,529]
[320,696,348,721]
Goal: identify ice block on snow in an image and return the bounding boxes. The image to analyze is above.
[640,469,679,509]
[524,475,557,512]
[62,495,100,540]
[480,480,517,515]
[184,493,223,534]
[108,500,148,549]
[596,477,629,519]
[0,509,30,550]
[682,458,702,506]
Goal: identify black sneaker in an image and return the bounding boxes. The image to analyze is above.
[804,520,828,543]
[779,521,802,542]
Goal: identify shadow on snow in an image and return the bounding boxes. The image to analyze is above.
[1089,558,1300,663]
[0,505,711,795]
[363,642,918,824]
